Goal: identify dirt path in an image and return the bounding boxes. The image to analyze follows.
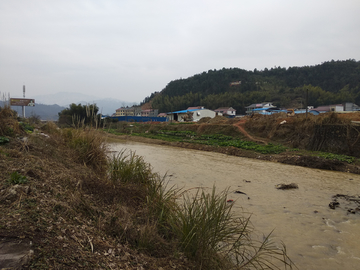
[233,119,269,144]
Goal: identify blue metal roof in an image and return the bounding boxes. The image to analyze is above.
[294,109,320,115]
[167,108,203,114]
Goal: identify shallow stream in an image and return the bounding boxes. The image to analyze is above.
[109,140,360,270]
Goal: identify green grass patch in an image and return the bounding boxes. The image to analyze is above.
[132,130,195,142]
[112,129,289,155]
[191,134,287,154]
[106,128,127,136]
[0,136,9,145]
[7,171,28,185]
[19,122,34,133]
[317,152,356,163]
[218,141,287,154]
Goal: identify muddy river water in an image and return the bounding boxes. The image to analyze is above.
[109,140,360,270]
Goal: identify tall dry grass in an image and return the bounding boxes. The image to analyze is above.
[62,128,108,173]
[107,150,179,231]
[107,149,153,185]
[169,186,294,270]
[71,103,104,129]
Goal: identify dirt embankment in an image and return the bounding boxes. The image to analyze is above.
[244,112,360,156]
[0,131,195,269]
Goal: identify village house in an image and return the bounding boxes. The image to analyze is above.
[214,107,236,117]
[115,107,135,116]
[245,102,276,115]
[344,102,360,111]
[312,104,344,113]
[313,103,360,113]
[141,109,159,117]
[115,106,150,117]
[167,108,216,122]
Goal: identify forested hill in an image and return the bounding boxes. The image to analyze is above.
[144,59,360,114]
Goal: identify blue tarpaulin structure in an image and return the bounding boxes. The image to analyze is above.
[251,108,320,115]
[108,116,168,122]
[251,108,287,115]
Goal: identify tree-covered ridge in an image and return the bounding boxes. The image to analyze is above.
[146,59,360,114]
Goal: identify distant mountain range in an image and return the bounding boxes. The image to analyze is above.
[33,92,135,116]
[0,101,64,121]
[2,92,136,120]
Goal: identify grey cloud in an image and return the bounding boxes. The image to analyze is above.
[1,0,359,102]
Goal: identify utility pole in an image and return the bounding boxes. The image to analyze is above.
[22,85,25,118]
[305,88,309,118]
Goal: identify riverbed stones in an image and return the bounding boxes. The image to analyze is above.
[329,194,360,214]
[275,183,299,190]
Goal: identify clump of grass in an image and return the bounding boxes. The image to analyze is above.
[105,150,179,256]
[107,149,153,184]
[107,149,179,234]
[145,175,179,234]
[63,128,108,173]
[7,171,28,185]
[0,136,9,145]
[41,121,60,135]
[0,103,22,137]
[19,122,34,133]
[170,186,294,269]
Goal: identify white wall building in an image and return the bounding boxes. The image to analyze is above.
[214,107,236,116]
[167,108,216,122]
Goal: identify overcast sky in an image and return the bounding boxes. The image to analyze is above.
[1,0,359,103]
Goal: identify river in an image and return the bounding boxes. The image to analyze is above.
[109,140,360,270]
